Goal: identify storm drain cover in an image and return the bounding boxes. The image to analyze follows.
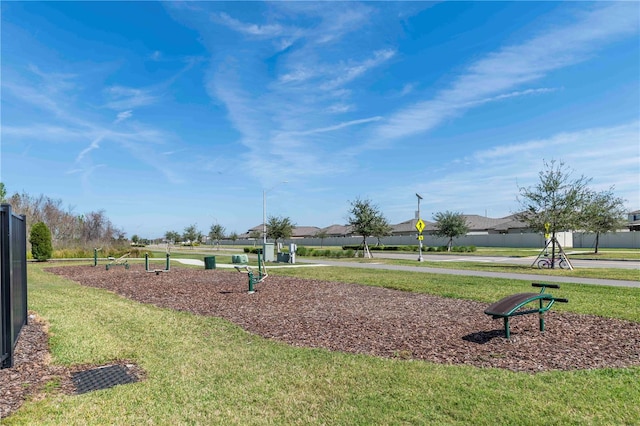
[72,364,138,394]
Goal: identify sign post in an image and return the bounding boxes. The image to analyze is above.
[416,193,424,262]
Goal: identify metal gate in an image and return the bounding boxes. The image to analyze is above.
[1,204,27,369]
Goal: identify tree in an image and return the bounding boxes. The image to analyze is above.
[517,160,591,267]
[209,223,226,250]
[229,232,239,245]
[581,188,627,254]
[372,217,393,246]
[433,211,469,251]
[165,230,180,244]
[346,198,388,258]
[183,224,200,246]
[0,182,6,203]
[29,222,53,261]
[266,216,294,245]
[314,230,328,248]
[7,190,125,250]
[131,235,140,245]
[249,230,261,247]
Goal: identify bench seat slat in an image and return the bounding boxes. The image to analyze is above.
[484,292,552,317]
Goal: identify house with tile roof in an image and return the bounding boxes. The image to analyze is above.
[317,224,354,237]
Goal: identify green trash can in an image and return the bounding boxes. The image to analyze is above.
[204,256,216,270]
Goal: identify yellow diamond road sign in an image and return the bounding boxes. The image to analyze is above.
[415,219,425,233]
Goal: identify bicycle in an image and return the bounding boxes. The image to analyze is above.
[537,255,569,269]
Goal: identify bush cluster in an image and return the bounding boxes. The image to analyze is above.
[306,249,355,258]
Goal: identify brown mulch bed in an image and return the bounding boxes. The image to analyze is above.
[3,264,639,418]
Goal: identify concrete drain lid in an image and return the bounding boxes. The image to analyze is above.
[72,364,138,394]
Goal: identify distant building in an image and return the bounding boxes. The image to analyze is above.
[237,210,638,241]
[628,210,640,231]
[317,224,353,237]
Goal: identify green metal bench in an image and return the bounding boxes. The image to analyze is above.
[484,283,568,339]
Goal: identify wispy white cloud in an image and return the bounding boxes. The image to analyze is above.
[104,86,159,110]
[373,2,639,142]
[5,70,185,187]
[399,83,416,97]
[289,116,383,136]
[114,110,133,124]
[279,67,316,84]
[393,122,640,218]
[326,103,354,114]
[464,87,559,108]
[75,134,105,163]
[213,12,286,37]
[321,49,396,90]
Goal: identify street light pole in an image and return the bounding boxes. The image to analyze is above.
[417,193,424,262]
[263,189,267,244]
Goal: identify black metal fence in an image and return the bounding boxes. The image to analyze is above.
[1,204,28,369]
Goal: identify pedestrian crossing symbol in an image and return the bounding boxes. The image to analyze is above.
[415,219,425,233]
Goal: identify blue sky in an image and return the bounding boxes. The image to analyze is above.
[1,1,638,239]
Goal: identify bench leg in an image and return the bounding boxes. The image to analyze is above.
[504,317,510,339]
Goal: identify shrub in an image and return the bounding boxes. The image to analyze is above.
[296,246,311,256]
[29,222,53,261]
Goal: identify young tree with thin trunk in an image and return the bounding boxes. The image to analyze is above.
[209,223,226,250]
[266,216,294,246]
[249,230,261,246]
[581,188,627,254]
[432,211,469,251]
[346,198,388,258]
[183,224,200,247]
[314,230,329,248]
[517,160,591,268]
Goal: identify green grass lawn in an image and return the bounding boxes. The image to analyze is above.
[8,263,639,425]
[331,258,640,282]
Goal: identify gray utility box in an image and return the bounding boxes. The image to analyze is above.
[262,243,275,262]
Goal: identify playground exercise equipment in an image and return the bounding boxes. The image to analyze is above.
[106,253,130,270]
[145,253,170,275]
[93,248,102,267]
[234,251,267,294]
[484,283,568,339]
